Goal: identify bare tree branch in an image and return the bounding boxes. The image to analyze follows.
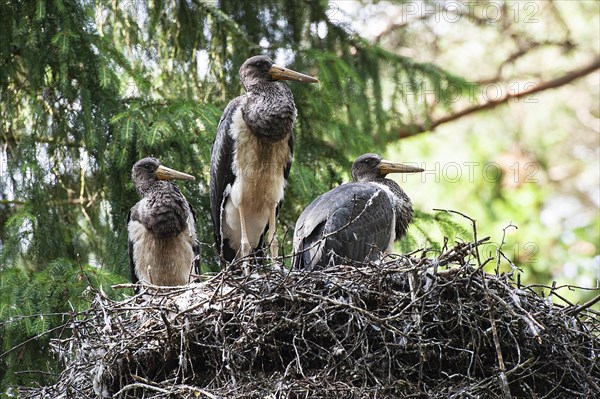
[373,3,496,44]
[398,57,600,139]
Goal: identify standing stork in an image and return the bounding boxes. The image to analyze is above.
[293,153,423,270]
[128,157,199,290]
[210,55,318,265]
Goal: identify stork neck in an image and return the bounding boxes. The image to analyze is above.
[137,180,177,199]
[242,82,297,142]
[371,178,403,199]
[138,181,182,202]
[244,79,274,94]
[134,178,158,197]
[137,185,153,198]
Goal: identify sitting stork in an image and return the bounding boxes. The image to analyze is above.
[293,153,423,269]
[128,157,199,290]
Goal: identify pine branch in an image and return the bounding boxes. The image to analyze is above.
[397,57,600,139]
[0,195,98,207]
[2,134,81,148]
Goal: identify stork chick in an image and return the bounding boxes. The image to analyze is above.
[128,157,199,290]
[210,55,318,268]
[293,153,423,270]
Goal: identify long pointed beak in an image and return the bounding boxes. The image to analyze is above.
[155,165,195,181]
[269,64,319,83]
[378,160,424,174]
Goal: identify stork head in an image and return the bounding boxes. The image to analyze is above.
[239,55,319,90]
[132,157,195,194]
[351,153,424,182]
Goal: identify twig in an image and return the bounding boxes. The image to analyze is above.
[433,208,481,267]
[481,271,512,399]
[496,223,519,275]
[567,294,600,317]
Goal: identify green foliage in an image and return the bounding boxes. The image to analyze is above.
[0,259,125,388]
[401,209,474,254]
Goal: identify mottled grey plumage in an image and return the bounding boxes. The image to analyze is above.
[210,55,318,265]
[293,153,422,270]
[128,157,199,290]
[240,59,297,142]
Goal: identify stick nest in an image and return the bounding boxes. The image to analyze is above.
[24,240,599,398]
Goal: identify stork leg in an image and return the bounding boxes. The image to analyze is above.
[267,204,278,259]
[147,265,153,285]
[238,204,251,275]
[238,204,252,257]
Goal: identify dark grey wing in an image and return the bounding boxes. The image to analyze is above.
[127,206,140,291]
[293,183,393,269]
[323,185,393,264]
[393,186,413,241]
[293,187,328,269]
[189,203,201,276]
[210,97,242,261]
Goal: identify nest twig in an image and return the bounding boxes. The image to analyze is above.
[22,239,599,398]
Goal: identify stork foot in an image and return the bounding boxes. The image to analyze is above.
[238,241,252,275]
[241,260,250,276]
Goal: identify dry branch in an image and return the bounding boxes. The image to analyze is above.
[398,57,600,139]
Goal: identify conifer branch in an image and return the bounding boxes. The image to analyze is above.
[397,57,600,139]
[2,134,81,148]
[0,195,98,207]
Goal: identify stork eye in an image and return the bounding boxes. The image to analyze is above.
[256,59,273,69]
[141,161,157,170]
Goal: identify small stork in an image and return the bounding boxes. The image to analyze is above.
[293,153,423,269]
[210,55,318,266]
[127,157,199,290]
